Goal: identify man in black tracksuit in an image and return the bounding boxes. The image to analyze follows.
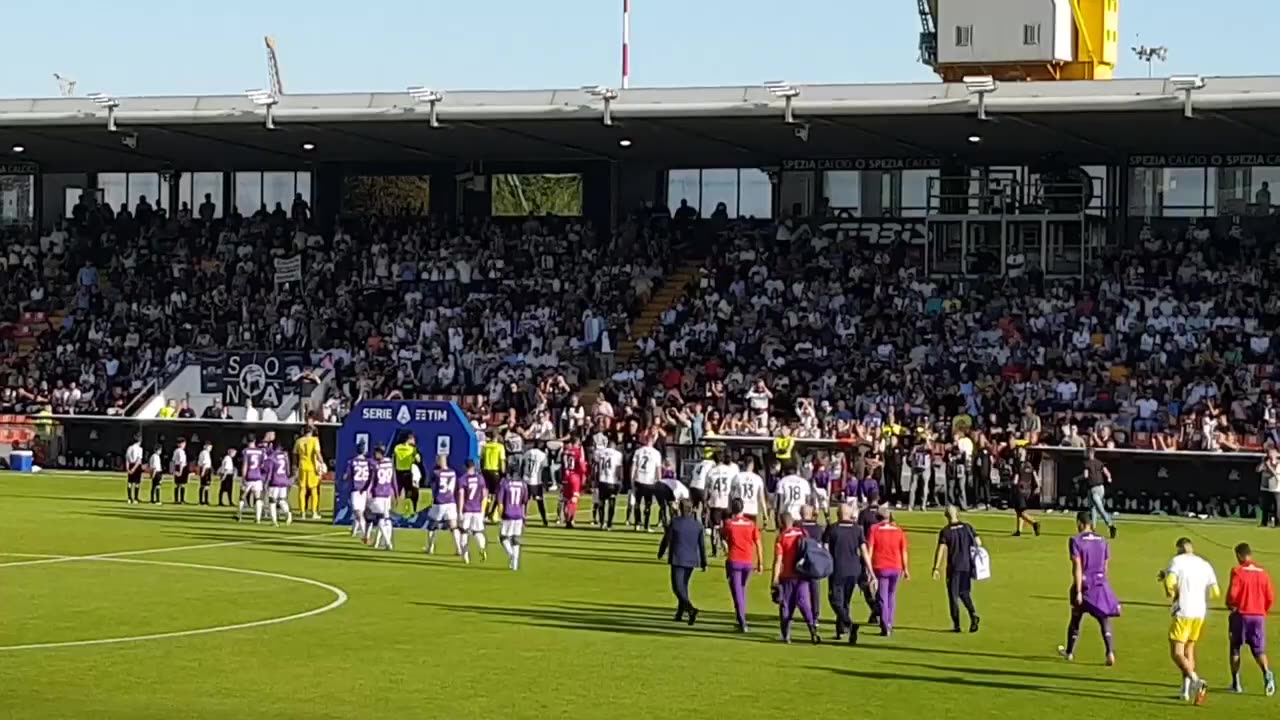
[823,503,875,644]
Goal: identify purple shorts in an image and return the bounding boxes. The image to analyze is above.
[1229,613,1267,655]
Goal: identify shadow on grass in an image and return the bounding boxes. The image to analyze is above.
[852,641,1068,665]
[812,665,1173,706]
[536,550,665,567]
[414,599,779,644]
[1028,595,1172,610]
[888,659,1166,689]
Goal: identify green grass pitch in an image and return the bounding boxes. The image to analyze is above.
[0,471,1275,719]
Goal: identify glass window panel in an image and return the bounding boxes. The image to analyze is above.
[699,169,738,219]
[126,172,160,209]
[1160,167,1207,217]
[178,173,193,210]
[0,174,35,226]
[234,172,262,214]
[64,187,83,219]
[295,172,312,206]
[99,172,127,212]
[491,173,583,216]
[666,169,701,214]
[1127,168,1156,217]
[1252,167,1280,214]
[262,171,295,212]
[901,169,938,216]
[738,169,773,219]
[192,172,223,218]
[824,170,861,212]
[1081,165,1106,210]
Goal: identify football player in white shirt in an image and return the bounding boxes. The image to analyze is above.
[1160,538,1221,704]
[689,452,715,515]
[217,448,238,506]
[196,441,215,506]
[631,441,663,532]
[124,433,144,504]
[775,463,813,521]
[522,446,550,527]
[148,445,165,504]
[704,452,737,554]
[594,443,624,530]
[730,456,766,525]
[170,438,189,505]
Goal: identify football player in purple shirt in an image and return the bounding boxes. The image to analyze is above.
[369,446,399,550]
[238,436,267,524]
[498,475,530,571]
[458,460,489,564]
[345,444,375,541]
[1058,511,1121,665]
[425,456,463,557]
[266,443,294,527]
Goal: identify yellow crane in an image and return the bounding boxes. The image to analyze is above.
[918,0,1119,81]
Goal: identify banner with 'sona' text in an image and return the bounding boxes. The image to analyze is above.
[273,255,302,285]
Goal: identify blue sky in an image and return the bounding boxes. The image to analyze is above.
[3,0,1273,97]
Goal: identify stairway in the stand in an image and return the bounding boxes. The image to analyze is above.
[578,257,703,407]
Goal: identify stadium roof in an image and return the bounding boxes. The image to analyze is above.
[3,76,1280,171]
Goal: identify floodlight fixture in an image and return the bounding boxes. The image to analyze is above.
[962,75,998,121]
[244,89,279,129]
[763,81,801,124]
[407,86,445,128]
[87,92,120,132]
[1168,75,1205,118]
[581,85,620,126]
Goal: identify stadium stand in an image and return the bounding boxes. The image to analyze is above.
[1,196,677,429]
[599,212,1280,455]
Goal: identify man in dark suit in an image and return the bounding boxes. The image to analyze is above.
[658,499,707,625]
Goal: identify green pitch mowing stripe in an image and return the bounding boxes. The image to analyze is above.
[0,472,1275,719]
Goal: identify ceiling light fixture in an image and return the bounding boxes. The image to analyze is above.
[301,142,316,151]
[11,144,25,153]
[618,138,633,147]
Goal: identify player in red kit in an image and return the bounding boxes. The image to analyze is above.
[560,433,588,529]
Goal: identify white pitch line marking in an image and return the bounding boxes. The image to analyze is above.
[0,554,348,651]
[0,530,347,569]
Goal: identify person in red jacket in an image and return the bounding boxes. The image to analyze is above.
[868,507,909,637]
[560,434,588,529]
[1226,542,1275,696]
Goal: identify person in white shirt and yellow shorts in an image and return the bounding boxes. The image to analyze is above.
[1160,538,1220,705]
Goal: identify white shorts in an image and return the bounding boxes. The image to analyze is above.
[243,480,264,496]
[427,503,458,527]
[500,519,524,538]
[781,504,805,520]
[461,512,485,533]
[369,496,392,517]
[267,486,290,502]
[814,488,830,508]
[350,491,368,514]
[709,498,729,511]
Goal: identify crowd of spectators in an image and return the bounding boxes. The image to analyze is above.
[1,192,674,425]
[595,210,1280,459]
